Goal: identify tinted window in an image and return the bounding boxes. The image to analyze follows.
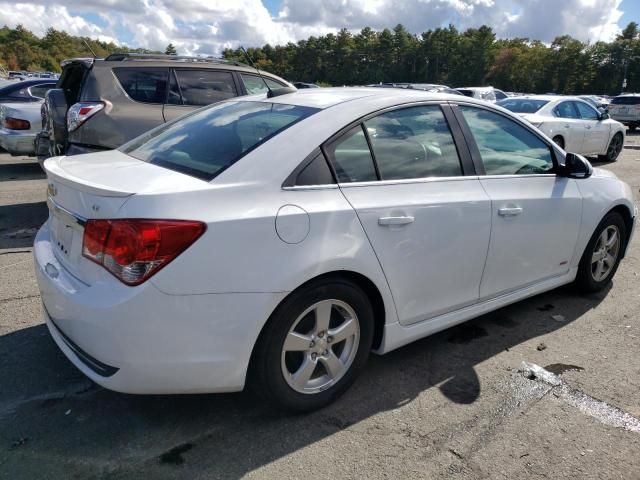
[123,101,318,181]
[497,98,549,114]
[174,70,238,106]
[114,68,168,104]
[554,101,580,119]
[494,90,508,100]
[364,106,462,179]
[167,70,182,105]
[294,153,335,186]
[611,96,640,105]
[575,101,599,120]
[460,106,554,175]
[325,126,377,183]
[241,74,285,94]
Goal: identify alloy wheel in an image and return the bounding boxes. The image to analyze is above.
[607,134,623,160]
[591,225,620,282]
[281,299,360,394]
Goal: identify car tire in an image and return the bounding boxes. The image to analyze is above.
[552,135,565,149]
[251,277,374,412]
[629,124,637,132]
[575,211,626,293]
[599,132,623,162]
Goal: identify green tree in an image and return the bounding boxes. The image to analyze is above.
[165,43,177,55]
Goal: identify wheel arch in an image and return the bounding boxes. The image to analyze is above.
[608,204,634,257]
[248,269,388,374]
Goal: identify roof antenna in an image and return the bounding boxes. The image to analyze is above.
[240,46,273,95]
[83,39,98,58]
[239,46,296,98]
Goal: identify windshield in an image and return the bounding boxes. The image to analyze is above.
[122,101,319,181]
[497,98,549,114]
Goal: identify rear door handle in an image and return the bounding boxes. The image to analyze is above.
[378,216,415,226]
[563,124,570,129]
[498,207,523,217]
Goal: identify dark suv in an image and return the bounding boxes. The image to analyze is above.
[36,53,291,160]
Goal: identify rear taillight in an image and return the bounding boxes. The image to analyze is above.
[67,102,104,132]
[82,219,206,285]
[4,117,30,130]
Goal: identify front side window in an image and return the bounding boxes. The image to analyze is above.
[575,101,599,120]
[364,105,462,179]
[114,67,168,104]
[554,101,580,119]
[460,106,554,175]
[123,101,318,181]
[173,70,238,106]
[240,74,285,95]
[325,126,377,183]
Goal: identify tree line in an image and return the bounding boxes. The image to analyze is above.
[1,22,639,95]
[223,22,640,95]
[0,25,155,73]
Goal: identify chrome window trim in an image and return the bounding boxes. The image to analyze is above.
[282,184,340,191]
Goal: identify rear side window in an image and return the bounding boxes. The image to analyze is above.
[460,106,554,175]
[497,99,548,114]
[114,68,168,104]
[173,70,238,106]
[611,96,640,105]
[29,84,55,99]
[325,125,378,183]
[554,101,580,119]
[240,74,285,94]
[364,105,462,179]
[122,101,318,181]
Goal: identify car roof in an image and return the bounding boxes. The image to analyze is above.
[240,87,481,110]
[501,94,586,103]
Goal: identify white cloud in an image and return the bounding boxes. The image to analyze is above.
[0,0,626,56]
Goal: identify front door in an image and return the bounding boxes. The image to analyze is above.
[325,105,492,325]
[456,105,582,298]
[575,101,610,154]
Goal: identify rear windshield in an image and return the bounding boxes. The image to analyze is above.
[611,96,640,105]
[497,98,549,113]
[122,101,319,181]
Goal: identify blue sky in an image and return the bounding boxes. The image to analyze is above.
[1,0,634,56]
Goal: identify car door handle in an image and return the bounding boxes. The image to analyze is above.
[563,124,570,128]
[378,216,415,226]
[586,125,592,129]
[498,207,523,217]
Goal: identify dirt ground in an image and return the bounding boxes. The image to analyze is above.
[1,134,639,479]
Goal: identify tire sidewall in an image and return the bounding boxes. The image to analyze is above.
[577,212,626,292]
[256,279,374,412]
[607,133,623,162]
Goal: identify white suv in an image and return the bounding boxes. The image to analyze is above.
[609,94,640,131]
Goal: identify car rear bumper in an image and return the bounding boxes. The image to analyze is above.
[34,221,285,394]
[0,128,36,156]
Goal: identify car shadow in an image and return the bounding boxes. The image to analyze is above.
[0,201,48,249]
[0,284,610,478]
[0,161,45,182]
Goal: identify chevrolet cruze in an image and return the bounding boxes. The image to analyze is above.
[35,88,636,411]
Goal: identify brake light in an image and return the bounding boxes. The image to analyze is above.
[4,117,30,130]
[67,102,104,132]
[82,219,206,285]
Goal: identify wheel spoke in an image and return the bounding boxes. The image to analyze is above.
[329,318,356,344]
[283,332,312,352]
[319,351,343,379]
[605,230,618,249]
[592,250,604,263]
[593,260,605,280]
[314,301,333,333]
[291,357,317,389]
[604,253,616,268]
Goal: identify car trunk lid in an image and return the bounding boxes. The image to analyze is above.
[43,150,211,283]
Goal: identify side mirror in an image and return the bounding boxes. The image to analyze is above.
[560,152,593,179]
[599,111,610,120]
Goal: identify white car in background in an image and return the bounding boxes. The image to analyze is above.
[0,101,43,156]
[35,88,635,411]
[456,86,508,102]
[497,95,625,162]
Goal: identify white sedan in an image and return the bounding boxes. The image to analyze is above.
[497,95,625,162]
[35,88,635,411]
[0,101,42,156]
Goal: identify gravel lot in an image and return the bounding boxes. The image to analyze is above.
[1,134,639,479]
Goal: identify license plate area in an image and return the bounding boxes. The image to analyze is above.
[50,213,74,257]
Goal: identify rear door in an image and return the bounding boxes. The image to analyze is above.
[552,101,585,152]
[454,104,582,298]
[162,69,239,122]
[327,104,492,325]
[575,101,609,154]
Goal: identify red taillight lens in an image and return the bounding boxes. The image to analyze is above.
[4,117,30,130]
[82,219,206,285]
